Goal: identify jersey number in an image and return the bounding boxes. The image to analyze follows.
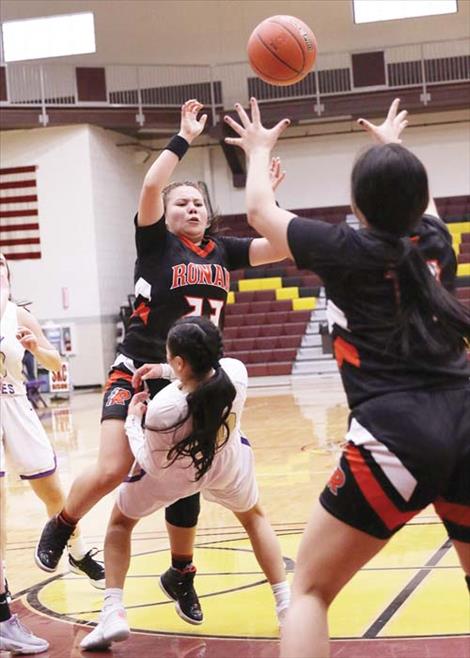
[184,296,224,327]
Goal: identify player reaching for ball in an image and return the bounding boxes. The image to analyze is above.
[224,97,470,657]
[36,99,289,625]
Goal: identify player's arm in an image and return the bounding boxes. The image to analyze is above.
[357,98,441,224]
[138,99,208,227]
[16,307,62,372]
[224,98,295,257]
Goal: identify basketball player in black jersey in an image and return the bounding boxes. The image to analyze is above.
[225,98,470,657]
[36,99,287,624]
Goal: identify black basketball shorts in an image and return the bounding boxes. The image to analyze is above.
[320,386,470,542]
[101,355,169,422]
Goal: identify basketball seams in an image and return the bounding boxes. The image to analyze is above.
[256,32,301,76]
[249,57,297,84]
[268,18,307,70]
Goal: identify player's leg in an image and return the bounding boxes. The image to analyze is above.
[80,504,138,651]
[29,472,105,588]
[234,502,290,623]
[281,502,387,658]
[0,490,49,654]
[161,494,203,624]
[36,366,137,571]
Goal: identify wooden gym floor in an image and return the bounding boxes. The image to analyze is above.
[3,375,469,657]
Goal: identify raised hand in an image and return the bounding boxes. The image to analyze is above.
[128,390,149,418]
[16,326,38,353]
[269,156,286,192]
[224,97,290,154]
[132,363,164,389]
[358,98,408,145]
[179,99,208,143]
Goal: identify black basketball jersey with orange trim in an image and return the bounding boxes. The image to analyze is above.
[119,217,252,364]
[288,214,470,407]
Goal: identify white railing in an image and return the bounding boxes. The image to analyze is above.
[1,38,468,125]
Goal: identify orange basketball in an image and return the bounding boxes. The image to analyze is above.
[247,15,317,86]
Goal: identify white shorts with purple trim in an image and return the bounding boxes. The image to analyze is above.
[0,395,56,479]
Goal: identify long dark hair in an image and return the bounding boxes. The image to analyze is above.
[351,144,470,356]
[155,316,236,481]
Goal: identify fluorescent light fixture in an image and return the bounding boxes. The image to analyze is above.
[353,0,458,24]
[2,12,96,62]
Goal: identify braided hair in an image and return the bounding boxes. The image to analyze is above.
[158,316,236,480]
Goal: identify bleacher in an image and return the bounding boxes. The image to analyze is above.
[116,196,468,377]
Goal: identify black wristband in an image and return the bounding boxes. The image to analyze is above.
[165,134,189,160]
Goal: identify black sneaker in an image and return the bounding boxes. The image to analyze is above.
[159,566,203,625]
[69,549,105,590]
[35,516,74,572]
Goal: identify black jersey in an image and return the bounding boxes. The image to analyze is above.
[120,216,252,363]
[288,214,470,407]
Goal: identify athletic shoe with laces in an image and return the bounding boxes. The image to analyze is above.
[0,614,49,654]
[35,516,74,572]
[159,565,203,625]
[80,604,129,651]
[68,549,105,589]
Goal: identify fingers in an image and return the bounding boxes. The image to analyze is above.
[132,363,152,389]
[199,114,208,129]
[386,98,401,120]
[357,117,376,134]
[224,114,244,136]
[273,117,290,139]
[182,99,204,116]
[234,102,251,128]
[224,137,243,147]
[394,109,408,125]
[132,391,149,404]
[250,97,261,125]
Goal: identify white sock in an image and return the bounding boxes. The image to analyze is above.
[103,588,123,610]
[271,580,290,611]
[67,534,87,560]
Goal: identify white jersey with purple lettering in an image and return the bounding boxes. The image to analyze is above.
[118,358,258,518]
[0,301,56,479]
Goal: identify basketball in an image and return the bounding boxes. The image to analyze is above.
[247,15,317,86]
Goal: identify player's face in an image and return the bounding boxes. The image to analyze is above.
[165,186,209,243]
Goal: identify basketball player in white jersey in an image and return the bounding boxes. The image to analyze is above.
[80,317,290,650]
[0,253,104,589]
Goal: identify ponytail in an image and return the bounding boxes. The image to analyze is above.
[393,239,470,356]
[166,364,236,480]
[153,317,236,481]
[351,144,470,357]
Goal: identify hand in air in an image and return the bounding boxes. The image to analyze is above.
[179,99,208,143]
[358,98,408,145]
[269,156,286,192]
[224,97,290,154]
[128,390,149,418]
[16,326,38,353]
[132,363,164,389]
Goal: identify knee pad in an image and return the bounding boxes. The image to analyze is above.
[165,493,201,527]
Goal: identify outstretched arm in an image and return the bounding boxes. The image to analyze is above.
[358,98,440,220]
[224,98,294,258]
[138,99,207,226]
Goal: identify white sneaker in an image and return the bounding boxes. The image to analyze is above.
[80,604,130,651]
[0,614,49,654]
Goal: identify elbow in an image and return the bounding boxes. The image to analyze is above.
[247,207,263,229]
